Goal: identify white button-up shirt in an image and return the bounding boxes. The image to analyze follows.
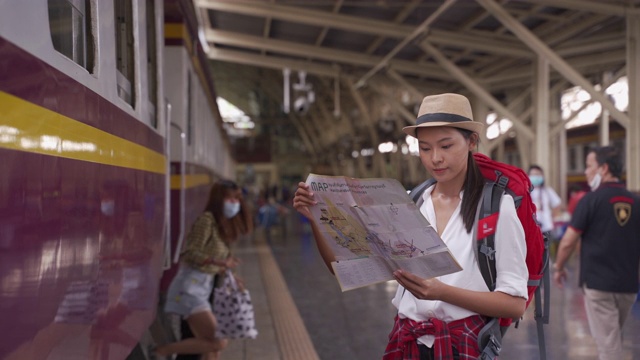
[531,186,561,232]
[392,185,528,347]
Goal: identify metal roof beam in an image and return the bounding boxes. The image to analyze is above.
[355,0,459,88]
[543,14,610,46]
[427,29,531,57]
[482,53,625,90]
[197,0,531,57]
[313,0,344,47]
[477,0,630,128]
[206,29,377,68]
[196,0,410,37]
[511,0,640,16]
[474,20,622,78]
[556,35,626,57]
[207,47,339,77]
[365,0,422,54]
[204,29,451,80]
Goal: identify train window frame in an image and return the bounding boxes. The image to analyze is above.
[568,144,586,173]
[48,0,95,72]
[146,0,158,128]
[114,0,136,107]
[187,71,193,146]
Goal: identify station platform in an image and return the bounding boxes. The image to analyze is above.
[200,208,640,360]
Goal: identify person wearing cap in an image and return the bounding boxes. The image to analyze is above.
[293,93,528,359]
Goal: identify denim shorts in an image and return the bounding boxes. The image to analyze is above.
[164,264,214,317]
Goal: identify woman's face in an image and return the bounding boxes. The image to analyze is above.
[416,127,475,185]
[222,189,242,219]
[224,189,241,204]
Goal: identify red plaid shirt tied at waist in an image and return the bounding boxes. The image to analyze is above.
[383,314,486,360]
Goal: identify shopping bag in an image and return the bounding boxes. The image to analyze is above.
[212,270,258,339]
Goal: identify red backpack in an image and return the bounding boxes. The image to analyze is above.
[409,152,550,360]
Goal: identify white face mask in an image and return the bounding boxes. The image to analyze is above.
[529,175,544,187]
[589,171,602,191]
[223,201,241,218]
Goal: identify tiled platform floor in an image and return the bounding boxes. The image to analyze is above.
[222,210,640,360]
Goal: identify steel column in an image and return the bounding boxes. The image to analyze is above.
[627,15,640,191]
[534,55,550,173]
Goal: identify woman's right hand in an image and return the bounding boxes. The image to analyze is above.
[293,182,316,221]
[213,338,228,351]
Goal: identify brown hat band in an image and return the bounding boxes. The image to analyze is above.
[416,112,471,125]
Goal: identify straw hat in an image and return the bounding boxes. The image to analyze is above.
[402,93,483,138]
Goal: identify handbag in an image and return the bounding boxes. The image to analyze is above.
[212,270,258,339]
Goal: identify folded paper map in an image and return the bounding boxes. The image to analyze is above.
[306,173,462,291]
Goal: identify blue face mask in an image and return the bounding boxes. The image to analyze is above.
[529,175,544,187]
[223,201,241,218]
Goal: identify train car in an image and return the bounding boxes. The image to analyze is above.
[0,1,233,359]
[160,0,236,294]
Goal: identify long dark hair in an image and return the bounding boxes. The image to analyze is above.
[457,129,484,233]
[204,180,253,241]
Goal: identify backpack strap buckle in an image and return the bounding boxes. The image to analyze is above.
[496,174,509,189]
[479,243,496,260]
[478,318,502,360]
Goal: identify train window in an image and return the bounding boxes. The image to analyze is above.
[114,0,135,106]
[187,72,193,145]
[48,0,94,71]
[146,0,158,128]
[568,146,579,172]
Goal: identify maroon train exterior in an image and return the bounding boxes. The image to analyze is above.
[0,1,234,359]
[0,27,165,360]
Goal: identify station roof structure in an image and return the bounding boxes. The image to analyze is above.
[191,0,640,188]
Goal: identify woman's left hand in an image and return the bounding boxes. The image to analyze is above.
[234,274,246,291]
[225,256,241,269]
[393,269,446,301]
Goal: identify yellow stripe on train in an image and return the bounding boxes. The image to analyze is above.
[170,174,211,189]
[0,91,166,174]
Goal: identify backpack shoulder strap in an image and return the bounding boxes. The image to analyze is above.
[476,176,507,291]
[475,175,509,360]
[409,178,436,204]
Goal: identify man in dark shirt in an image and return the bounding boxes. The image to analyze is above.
[554,146,640,360]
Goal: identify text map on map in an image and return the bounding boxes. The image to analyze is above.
[306,174,462,291]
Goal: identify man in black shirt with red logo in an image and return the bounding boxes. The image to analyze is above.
[554,146,640,360]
